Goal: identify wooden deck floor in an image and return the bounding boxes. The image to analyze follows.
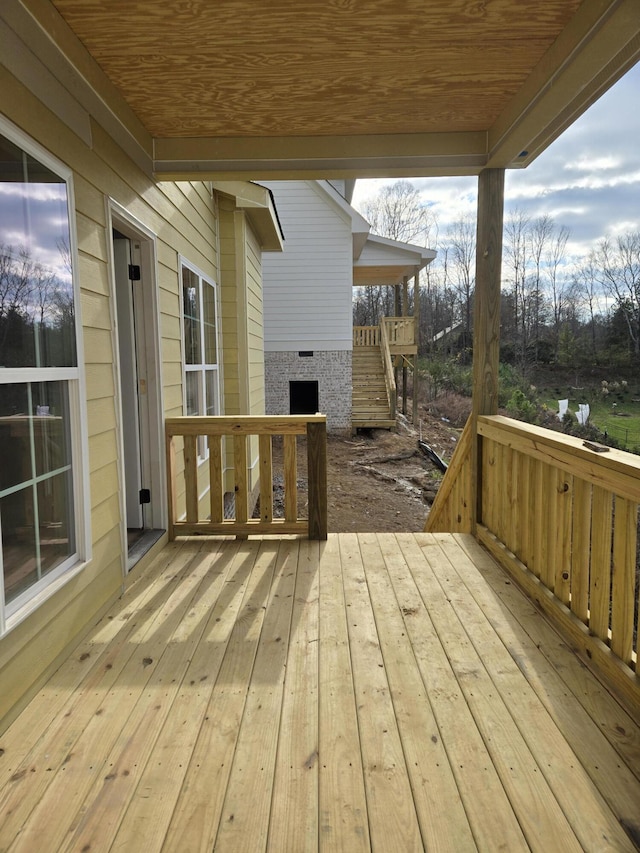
[1,533,639,852]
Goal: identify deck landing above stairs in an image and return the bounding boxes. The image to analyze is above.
[1,533,639,852]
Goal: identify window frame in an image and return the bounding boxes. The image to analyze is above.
[0,117,90,634]
[179,258,222,461]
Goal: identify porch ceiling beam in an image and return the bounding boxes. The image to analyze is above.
[152,132,489,181]
[487,0,640,169]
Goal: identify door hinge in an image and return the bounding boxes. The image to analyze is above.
[129,264,141,281]
[139,488,151,504]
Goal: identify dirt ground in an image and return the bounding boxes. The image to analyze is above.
[273,402,463,533]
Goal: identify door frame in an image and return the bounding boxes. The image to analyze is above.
[107,200,166,572]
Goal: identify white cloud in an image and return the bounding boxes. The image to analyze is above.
[353,63,640,258]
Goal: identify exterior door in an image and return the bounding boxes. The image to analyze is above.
[113,232,146,530]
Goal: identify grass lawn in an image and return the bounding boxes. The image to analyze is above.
[537,381,640,451]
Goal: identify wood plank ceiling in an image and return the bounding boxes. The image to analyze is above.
[16,0,640,177]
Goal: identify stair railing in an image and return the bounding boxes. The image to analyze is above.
[379,318,397,421]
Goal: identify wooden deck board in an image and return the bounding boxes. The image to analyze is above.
[431,535,636,851]
[1,533,639,852]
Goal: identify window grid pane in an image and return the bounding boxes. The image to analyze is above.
[0,126,80,617]
[0,380,76,606]
[182,267,201,365]
[205,369,218,416]
[0,135,76,369]
[181,263,221,462]
[202,282,217,365]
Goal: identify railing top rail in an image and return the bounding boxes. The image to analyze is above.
[478,414,640,502]
[166,414,326,437]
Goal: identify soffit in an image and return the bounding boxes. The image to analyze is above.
[12,0,640,178]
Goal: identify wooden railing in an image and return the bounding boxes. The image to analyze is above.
[379,318,397,421]
[427,414,640,714]
[353,318,416,350]
[425,417,473,532]
[353,326,380,347]
[383,316,416,350]
[165,415,327,540]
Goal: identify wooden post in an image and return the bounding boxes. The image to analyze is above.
[402,277,408,415]
[472,168,505,530]
[166,431,176,541]
[394,284,401,394]
[307,419,328,539]
[413,270,420,425]
[394,283,401,316]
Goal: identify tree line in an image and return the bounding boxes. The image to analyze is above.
[353,181,640,370]
[0,243,75,369]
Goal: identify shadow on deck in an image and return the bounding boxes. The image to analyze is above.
[1,533,639,851]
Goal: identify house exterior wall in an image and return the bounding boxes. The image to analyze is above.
[0,66,258,731]
[264,350,352,432]
[261,181,353,352]
[261,181,354,431]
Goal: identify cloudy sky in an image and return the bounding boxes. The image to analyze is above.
[352,62,640,261]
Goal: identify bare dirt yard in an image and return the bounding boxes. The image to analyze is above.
[273,401,465,532]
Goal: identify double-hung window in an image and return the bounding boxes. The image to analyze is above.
[181,261,220,456]
[0,121,86,630]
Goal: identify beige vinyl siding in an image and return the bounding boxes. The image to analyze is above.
[0,65,220,730]
[246,225,265,417]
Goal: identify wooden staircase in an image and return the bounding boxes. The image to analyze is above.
[352,345,396,430]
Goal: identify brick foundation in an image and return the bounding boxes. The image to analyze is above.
[265,350,352,432]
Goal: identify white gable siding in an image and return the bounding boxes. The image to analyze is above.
[261,182,353,351]
[356,240,419,266]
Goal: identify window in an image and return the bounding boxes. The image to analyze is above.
[181,262,220,456]
[0,122,85,627]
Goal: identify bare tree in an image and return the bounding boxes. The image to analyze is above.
[546,224,570,358]
[354,180,437,327]
[573,251,604,360]
[595,231,640,361]
[528,215,554,362]
[504,209,530,367]
[445,215,475,354]
[360,180,435,244]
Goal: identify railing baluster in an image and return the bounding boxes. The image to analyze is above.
[504,445,516,551]
[611,496,637,664]
[554,469,572,606]
[589,485,613,643]
[208,433,224,523]
[259,434,273,524]
[518,452,531,566]
[284,434,297,522]
[541,466,557,591]
[570,478,592,623]
[184,434,199,522]
[233,434,248,524]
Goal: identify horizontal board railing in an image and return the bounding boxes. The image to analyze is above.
[165,415,327,540]
[475,415,639,714]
